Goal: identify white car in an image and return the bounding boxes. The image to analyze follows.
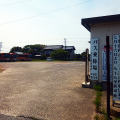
[46,57,53,61]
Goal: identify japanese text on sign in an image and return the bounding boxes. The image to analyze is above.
[102,46,113,81]
[90,38,99,80]
[113,35,120,101]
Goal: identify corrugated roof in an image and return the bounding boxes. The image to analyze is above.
[15,52,23,54]
[62,46,75,50]
[44,45,63,50]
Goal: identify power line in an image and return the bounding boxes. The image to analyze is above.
[0,0,92,26]
[0,0,32,6]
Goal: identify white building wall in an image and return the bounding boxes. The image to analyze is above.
[91,21,120,82]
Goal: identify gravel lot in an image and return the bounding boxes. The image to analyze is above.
[0,61,95,120]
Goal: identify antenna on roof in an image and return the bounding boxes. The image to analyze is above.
[64,38,66,50]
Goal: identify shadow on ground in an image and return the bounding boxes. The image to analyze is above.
[0,114,46,120]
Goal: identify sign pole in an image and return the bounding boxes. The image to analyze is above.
[85,49,88,84]
[106,36,110,118]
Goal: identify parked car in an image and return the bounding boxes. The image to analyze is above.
[46,57,53,61]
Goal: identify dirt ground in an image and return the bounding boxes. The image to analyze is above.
[101,91,120,119]
[0,61,95,120]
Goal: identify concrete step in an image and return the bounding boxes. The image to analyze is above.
[82,82,90,88]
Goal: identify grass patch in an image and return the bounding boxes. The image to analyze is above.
[93,85,109,119]
[93,85,120,120]
[93,91,102,112]
[94,115,99,120]
[93,85,103,112]
[94,85,103,92]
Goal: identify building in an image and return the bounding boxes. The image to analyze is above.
[82,14,120,92]
[43,45,75,59]
[62,46,75,59]
[43,45,63,56]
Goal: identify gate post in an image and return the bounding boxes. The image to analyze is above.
[85,48,89,84]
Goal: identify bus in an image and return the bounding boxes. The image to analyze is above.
[0,53,32,62]
[17,53,32,61]
[0,53,10,62]
[10,53,17,62]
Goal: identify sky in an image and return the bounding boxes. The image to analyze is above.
[0,0,120,54]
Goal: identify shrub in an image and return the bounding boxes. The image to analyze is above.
[93,92,101,111]
[94,85,103,92]
[93,85,103,112]
[41,54,47,60]
[94,115,99,120]
[50,49,68,60]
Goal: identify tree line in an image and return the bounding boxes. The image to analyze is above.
[10,44,89,60]
[10,44,45,55]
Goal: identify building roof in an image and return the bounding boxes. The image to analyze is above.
[44,45,63,50]
[44,45,75,51]
[15,52,23,54]
[81,14,120,32]
[62,46,75,50]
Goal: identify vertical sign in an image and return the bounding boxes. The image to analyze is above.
[90,38,99,80]
[113,35,120,101]
[102,46,113,81]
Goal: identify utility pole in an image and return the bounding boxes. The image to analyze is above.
[0,42,2,53]
[64,38,66,50]
[106,36,110,119]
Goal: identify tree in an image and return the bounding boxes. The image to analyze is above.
[74,54,82,61]
[50,49,68,60]
[41,54,47,60]
[81,51,86,57]
[22,44,45,55]
[10,46,22,53]
[81,51,90,61]
[75,54,81,59]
